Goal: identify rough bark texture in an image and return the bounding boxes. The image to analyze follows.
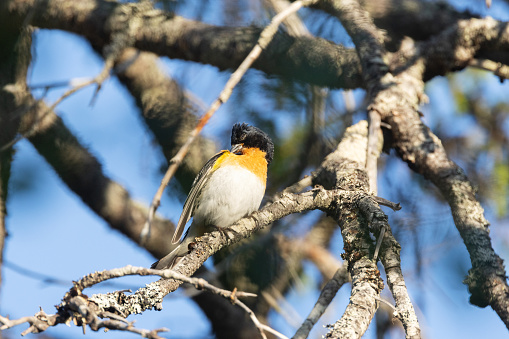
[74,184,385,326]
[374,57,509,326]
[313,122,382,338]
[7,0,363,89]
[7,0,509,89]
[415,17,509,82]
[316,1,422,336]
[71,188,344,316]
[360,0,477,50]
[0,9,33,286]
[319,0,508,332]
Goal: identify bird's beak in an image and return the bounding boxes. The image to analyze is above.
[231,143,243,154]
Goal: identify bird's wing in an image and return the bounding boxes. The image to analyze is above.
[171,150,228,244]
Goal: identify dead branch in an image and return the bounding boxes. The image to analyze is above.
[313,121,384,338]
[315,1,423,337]
[0,186,381,338]
[384,39,509,329]
[0,265,258,337]
[292,268,349,339]
[68,265,257,300]
[2,41,114,152]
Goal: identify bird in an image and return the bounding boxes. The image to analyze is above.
[151,123,274,270]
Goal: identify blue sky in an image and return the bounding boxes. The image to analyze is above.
[2,2,509,338]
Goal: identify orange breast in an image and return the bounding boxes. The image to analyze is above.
[212,148,268,183]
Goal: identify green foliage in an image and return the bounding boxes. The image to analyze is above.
[493,161,509,217]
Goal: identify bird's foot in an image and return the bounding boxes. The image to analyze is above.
[209,225,238,240]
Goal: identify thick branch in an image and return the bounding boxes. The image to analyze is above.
[378,43,509,328]
[326,0,509,333]
[8,0,509,89]
[0,16,34,286]
[23,100,175,259]
[352,13,509,325]
[316,1,424,337]
[359,0,477,50]
[7,0,363,89]
[37,187,381,323]
[313,121,383,338]
[114,48,215,191]
[415,17,509,81]
[318,0,388,86]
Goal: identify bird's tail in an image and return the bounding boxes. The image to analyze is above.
[150,246,180,270]
[150,234,194,270]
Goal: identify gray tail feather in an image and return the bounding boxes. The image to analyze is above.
[151,226,198,270]
[151,246,180,270]
[150,236,193,270]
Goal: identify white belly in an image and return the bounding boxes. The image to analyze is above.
[192,165,265,228]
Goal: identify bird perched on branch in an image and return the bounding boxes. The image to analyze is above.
[152,123,274,269]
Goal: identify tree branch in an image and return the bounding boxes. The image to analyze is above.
[115,47,260,339]
[313,121,383,338]
[320,0,509,335]
[7,0,363,89]
[0,188,376,337]
[359,0,478,50]
[469,58,509,81]
[23,99,175,259]
[292,267,349,339]
[391,17,509,81]
[312,1,422,335]
[142,0,319,246]
[0,17,34,286]
[0,265,264,337]
[8,0,509,89]
[379,36,509,329]
[114,48,216,191]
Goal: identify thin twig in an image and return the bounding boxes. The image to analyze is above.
[366,110,381,194]
[374,296,397,313]
[0,265,256,337]
[1,0,142,152]
[292,267,349,339]
[3,260,143,290]
[235,299,290,339]
[4,260,71,286]
[373,196,401,211]
[69,265,257,300]
[29,77,93,90]
[140,0,320,244]
[261,290,302,329]
[0,307,169,338]
[0,57,114,152]
[373,226,385,261]
[265,0,311,37]
[469,58,509,81]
